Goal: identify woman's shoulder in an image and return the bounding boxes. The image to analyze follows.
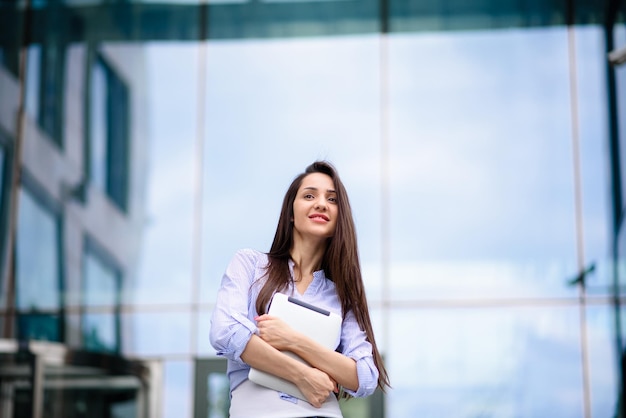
[231,248,268,266]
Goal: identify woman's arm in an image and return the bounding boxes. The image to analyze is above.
[209,251,259,364]
[240,334,338,408]
[255,314,359,391]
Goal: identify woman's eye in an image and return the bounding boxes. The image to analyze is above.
[328,196,337,203]
[304,194,315,199]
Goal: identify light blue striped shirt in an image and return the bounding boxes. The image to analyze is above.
[209,248,379,399]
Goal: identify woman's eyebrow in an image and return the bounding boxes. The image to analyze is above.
[303,186,336,193]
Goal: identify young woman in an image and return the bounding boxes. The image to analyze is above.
[210,161,389,417]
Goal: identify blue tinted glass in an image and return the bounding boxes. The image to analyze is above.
[90,57,108,192]
[208,373,230,418]
[83,244,120,352]
[388,307,584,417]
[25,45,41,121]
[122,311,190,356]
[16,187,60,310]
[576,26,611,294]
[586,305,619,417]
[84,247,119,307]
[163,361,192,418]
[388,28,582,300]
[83,313,118,352]
[129,44,198,305]
[0,2,620,417]
[17,313,61,341]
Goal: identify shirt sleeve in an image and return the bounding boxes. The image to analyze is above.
[209,249,261,365]
[338,309,379,398]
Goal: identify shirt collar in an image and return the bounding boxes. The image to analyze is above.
[287,259,327,294]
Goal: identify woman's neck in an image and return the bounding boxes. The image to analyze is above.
[290,236,326,279]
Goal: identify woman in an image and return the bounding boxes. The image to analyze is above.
[210,161,389,417]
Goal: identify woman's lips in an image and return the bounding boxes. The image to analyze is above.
[309,214,330,222]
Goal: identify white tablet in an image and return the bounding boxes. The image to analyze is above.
[248,292,342,401]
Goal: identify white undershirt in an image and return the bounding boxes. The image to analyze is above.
[230,379,343,418]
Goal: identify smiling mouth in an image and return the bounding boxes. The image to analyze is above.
[309,214,330,221]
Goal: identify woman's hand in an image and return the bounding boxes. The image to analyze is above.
[295,367,338,408]
[255,315,338,407]
[255,314,297,351]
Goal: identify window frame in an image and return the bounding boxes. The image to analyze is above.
[0,129,14,312]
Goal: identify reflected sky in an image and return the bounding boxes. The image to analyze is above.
[387,306,615,417]
[387,28,602,277]
[134,26,609,305]
[126,23,613,417]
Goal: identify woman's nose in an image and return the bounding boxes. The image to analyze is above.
[315,199,326,210]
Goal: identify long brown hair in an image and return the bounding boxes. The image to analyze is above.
[255,161,390,394]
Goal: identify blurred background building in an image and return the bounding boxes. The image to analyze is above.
[0,0,625,417]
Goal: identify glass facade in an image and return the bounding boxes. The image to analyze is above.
[0,0,625,417]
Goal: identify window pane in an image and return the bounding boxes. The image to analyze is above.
[16,187,60,310]
[129,43,198,305]
[90,57,108,192]
[571,26,611,295]
[84,245,119,307]
[83,241,121,352]
[164,361,192,418]
[122,311,190,356]
[90,54,130,211]
[388,306,585,417]
[208,373,230,418]
[107,71,130,211]
[25,45,41,121]
[16,186,61,341]
[83,313,118,352]
[39,42,65,145]
[17,313,61,342]
[388,28,579,300]
[587,305,620,418]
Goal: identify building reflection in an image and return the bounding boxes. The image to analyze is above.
[0,1,625,417]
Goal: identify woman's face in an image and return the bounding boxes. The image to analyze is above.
[292,172,338,240]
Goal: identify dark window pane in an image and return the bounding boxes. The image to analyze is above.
[39,43,65,145]
[90,54,130,211]
[17,313,61,341]
[107,70,130,210]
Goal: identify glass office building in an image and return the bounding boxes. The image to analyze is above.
[0,0,625,417]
